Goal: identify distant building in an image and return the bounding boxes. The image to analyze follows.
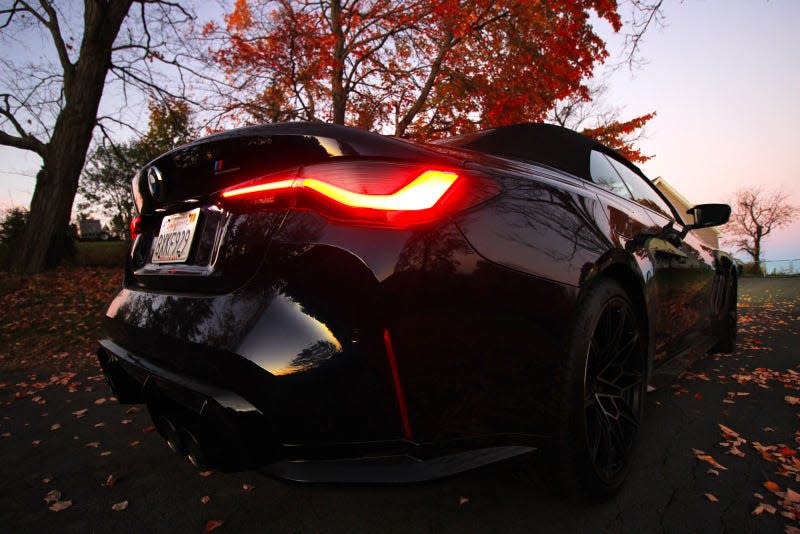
[652,176,723,249]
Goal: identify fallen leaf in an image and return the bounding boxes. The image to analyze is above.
[205,519,224,532]
[692,449,728,470]
[142,425,155,433]
[94,422,105,428]
[694,392,703,401]
[125,406,140,414]
[50,423,61,431]
[102,474,117,487]
[719,424,740,439]
[73,409,88,418]
[780,447,797,457]
[786,488,800,503]
[120,419,133,425]
[49,500,72,512]
[44,490,61,504]
[111,500,128,511]
[459,496,469,505]
[764,427,775,432]
[94,398,107,405]
[705,493,718,503]
[200,495,211,505]
[765,480,782,493]
[129,440,140,447]
[729,447,745,458]
[85,442,100,448]
[242,483,254,492]
[785,396,800,406]
[100,451,112,457]
[707,468,720,477]
[32,439,41,446]
[753,503,766,516]
[199,471,212,477]
[42,478,51,484]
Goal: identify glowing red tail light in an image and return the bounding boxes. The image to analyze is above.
[218,161,498,227]
[129,215,142,241]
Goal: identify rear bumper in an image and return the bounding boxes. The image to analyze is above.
[97,339,536,481]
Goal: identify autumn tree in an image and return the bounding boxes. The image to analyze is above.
[550,83,655,163]
[0,1,197,273]
[725,187,798,271]
[78,98,194,238]
[203,0,663,140]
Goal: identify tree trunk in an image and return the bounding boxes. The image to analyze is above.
[329,0,346,124]
[10,0,134,273]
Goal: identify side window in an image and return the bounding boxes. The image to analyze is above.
[590,151,633,199]
[606,157,675,220]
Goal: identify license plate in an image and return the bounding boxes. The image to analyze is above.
[151,208,201,264]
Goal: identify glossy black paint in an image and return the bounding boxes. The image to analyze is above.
[99,122,735,480]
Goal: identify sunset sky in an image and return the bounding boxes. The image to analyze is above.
[0,0,798,263]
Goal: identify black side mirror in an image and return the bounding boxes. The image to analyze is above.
[686,203,731,229]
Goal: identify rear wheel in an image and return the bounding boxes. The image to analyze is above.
[709,274,737,353]
[553,278,647,497]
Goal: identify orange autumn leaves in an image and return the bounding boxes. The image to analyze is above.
[203,0,653,160]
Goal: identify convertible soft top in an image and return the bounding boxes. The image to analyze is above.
[436,123,645,182]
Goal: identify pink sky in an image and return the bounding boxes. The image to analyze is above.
[595,0,800,263]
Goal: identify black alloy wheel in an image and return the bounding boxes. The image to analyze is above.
[550,278,647,497]
[710,273,737,353]
[583,295,645,486]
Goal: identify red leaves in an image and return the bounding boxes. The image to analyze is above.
[692,448,728,470]
[581,112,657,163]
[205,519,225,532]
[44,490,71,512]
[48,500,72,512]
[207,0,638,144]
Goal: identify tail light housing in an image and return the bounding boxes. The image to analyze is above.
[217,160,499,227]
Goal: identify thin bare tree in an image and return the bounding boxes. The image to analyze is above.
[725,187,798,271]
[0,0,197,273]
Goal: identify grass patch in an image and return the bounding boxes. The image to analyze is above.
[67,240,128,268]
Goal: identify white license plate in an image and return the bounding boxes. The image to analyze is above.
[151,208,201,264]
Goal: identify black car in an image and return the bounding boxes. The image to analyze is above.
[98,122,735,495]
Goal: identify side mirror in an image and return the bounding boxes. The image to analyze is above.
[686,203,731,229]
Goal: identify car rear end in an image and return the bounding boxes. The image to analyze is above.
[99,122,545,477]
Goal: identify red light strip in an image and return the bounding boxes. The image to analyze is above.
[221,170,458,211]
[383,328,413,441]
[221,179,297,199]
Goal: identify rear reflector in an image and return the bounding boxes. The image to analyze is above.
[129,215,142,241]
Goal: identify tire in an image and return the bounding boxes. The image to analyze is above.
[550,278,647,498]
[709,274,737,353]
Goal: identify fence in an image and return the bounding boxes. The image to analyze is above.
[761,259,800,276]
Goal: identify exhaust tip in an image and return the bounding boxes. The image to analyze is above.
[179,428,210,468]
[154,415,184,455]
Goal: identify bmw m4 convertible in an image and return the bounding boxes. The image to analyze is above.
[98,122,735,495]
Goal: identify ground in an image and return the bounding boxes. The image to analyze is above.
[1,274,799,533]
